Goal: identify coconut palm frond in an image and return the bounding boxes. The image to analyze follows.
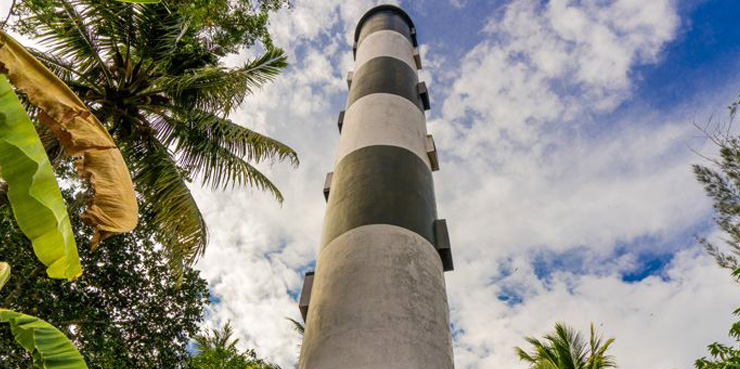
[515,323,617,369]
[160,48,287,115]
[124,139,207,278]
[286,317,305,336]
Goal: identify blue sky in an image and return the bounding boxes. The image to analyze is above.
[635,0,740,109]
[28,0,728,368]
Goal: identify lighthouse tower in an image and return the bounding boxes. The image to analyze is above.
[298,5,455,369]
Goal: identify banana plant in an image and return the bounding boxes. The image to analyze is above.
[0,261,9,290]
[0,74,81,280]
[0,262,88,369]
[0,31,138,280]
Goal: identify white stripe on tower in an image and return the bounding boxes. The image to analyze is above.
[355,29,417,72]
[303,224,452,369]
[336,93,431,169]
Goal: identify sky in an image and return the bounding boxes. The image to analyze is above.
[3,0,739,368]
[188,0,740,368]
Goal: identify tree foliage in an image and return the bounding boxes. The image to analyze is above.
[10,0,297,278]
[694,96,740,271]
[695,310,740,369]
[0,176,210,369]
[188,322,280,369]
[173,0,288,54]
[693,95,740,368]
[1,308,89,369]
[515,323,616,369]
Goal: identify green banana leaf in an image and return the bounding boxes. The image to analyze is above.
[0,261,9,291]
[0,74,81,280]
[114,0,161,3]
[0,309,88,369]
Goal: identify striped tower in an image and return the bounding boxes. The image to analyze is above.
[298,5,454,369]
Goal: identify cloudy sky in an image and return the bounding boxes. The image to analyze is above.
[13,0,733,367]
[188,0,740,368]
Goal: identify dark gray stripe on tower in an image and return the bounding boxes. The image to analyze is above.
[347,57,423,112]
[321,145,436,248]
[354,5,417,50]
[357,10,413,46]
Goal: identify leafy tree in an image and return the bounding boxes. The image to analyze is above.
[694,96,740,271]
[10,0,298,277]
[693,95,740,368]
[515,323,616,369]
[0,175,210,369]
[171,0,288,54]
[187,322,280,369]
[694,314,740,369]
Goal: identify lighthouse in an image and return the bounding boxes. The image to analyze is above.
[298,5,455,369]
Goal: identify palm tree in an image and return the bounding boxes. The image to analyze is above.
[515,323,617,369]
[189,322,280,369]
[286,317,304,337]
[16,0,298,276]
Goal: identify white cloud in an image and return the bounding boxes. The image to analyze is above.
[189,1,740,368]
[449,0,468,8]
[451,249,739,369]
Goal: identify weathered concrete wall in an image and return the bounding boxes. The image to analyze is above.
[301,225,453,369]
[337,93,430,169]
[298,5,454,369]
[355,30,417,71]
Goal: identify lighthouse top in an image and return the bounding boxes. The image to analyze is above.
[353,4,418,48]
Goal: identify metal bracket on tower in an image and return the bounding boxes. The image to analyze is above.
[426,135,439,171]
[410,27,419,47]
[417,82,430,111]
[323,172,333,201]
[434,220,454,272]
[413,48,422,70]
[299,271,315,322]
[337,110,345,133]
[347,71,354,88]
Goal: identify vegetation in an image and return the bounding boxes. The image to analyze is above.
[286,317,304,337]
[0,0,290,367]
[10,0,297,277]
[694,97,740,271]
[695,318,740,369]
[188,322,280,369]
[693,95,740,368]
[0,262,8,290]
[0,73,82,280]
[0,28,142,279]
[1,307,89,369]
[515,323,616,369]
[0,180,209,369]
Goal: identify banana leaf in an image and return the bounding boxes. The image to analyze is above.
[0,261,9,291]
[0,75,81,280]
[0,309,89,369]
[0,30,138,249]
[115,0,161,2]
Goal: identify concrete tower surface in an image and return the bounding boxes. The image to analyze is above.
[298,5,455,369]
